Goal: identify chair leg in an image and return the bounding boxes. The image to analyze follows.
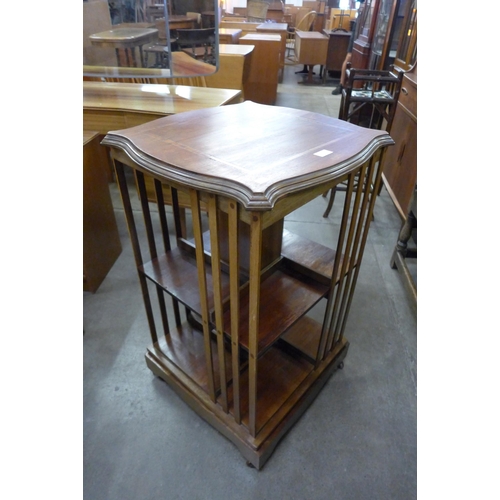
[323,186,337,218]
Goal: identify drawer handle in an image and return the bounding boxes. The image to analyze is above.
[401,87,408,95]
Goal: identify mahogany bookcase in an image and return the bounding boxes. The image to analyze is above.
[102,101,393,469]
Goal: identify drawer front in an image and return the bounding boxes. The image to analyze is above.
[398,79,417,119]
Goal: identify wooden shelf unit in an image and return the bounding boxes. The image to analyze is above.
[103,101,393,469]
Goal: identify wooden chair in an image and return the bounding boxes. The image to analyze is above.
[247,0,270,22]
[285,11,317,64]
[186,12,202,27]
[323,63,404,217]
[175,28,216,65]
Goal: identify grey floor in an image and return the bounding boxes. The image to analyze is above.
[83,64,417,499]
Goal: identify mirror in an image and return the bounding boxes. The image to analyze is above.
[83,0,220,80]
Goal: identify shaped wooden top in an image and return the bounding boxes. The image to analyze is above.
[102,101,394,210]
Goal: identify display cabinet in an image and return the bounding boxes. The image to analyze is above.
[380,1,416,216]
[369,0,415,70]
[102,101,393,469]
[350,0,379,70]
[393,0,416,71]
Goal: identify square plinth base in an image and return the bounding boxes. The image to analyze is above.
[145,336,349,470]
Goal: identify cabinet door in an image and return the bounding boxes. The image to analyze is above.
[382,105,417,217]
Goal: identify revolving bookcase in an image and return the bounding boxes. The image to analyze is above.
[102,101,393,469]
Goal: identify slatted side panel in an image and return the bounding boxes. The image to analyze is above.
[114,160,159,344]
[114,158,192,347]
[248,212,263,437]
[190,189,217,402]
[316,151,385,363]
[228,200,242,424]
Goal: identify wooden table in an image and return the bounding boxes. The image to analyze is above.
[83,81,242,134]
[89,27,158,67]
[219,28,242,44]
[295,31,329,83]
[102,101,394,469]
[168,15,199,30]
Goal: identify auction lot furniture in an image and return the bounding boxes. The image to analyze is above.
[89,27,159,67]
[102,102,393,469]
[239,33,281,104]
[83,131,122,293]
[295,31,328,83]
[83,81,241,134]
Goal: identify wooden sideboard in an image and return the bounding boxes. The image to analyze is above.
[83,81,242,134]
[239,34,282,105]
[102,101,394,469]
[322,30,351,80]
[83,131,122,293]
[205,44,254,99]
[382,62,417,218]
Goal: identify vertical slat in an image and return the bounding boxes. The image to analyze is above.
[168,186,184,327]
[248,212,263,437]
[316,173,355,364]
[170,187,184,241]
[135,171,158,260]
[325,162,367,354]
[190,189,216,402]
[153,178,172,253]
[228,200,241,424]
[333,160,374,341]
[135,171,170,338]
[154,178,181,332]
[114,160,157,344]
[338,154,384,343]
[208,195,229,413]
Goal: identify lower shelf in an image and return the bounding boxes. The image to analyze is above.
[144,315,349,469]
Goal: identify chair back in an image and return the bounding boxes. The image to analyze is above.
[247,0,270,22]
[295,11,317,32]
[186,12,202,27]
[339,63,404,133]
[176,28,216,65]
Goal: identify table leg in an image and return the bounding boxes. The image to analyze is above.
[115,48,122,67]
[139,45,145,67]
[307,65,314,83]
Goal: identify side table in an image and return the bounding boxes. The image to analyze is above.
[102,101,394,469]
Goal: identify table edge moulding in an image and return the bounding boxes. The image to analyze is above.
[102,101,394,470]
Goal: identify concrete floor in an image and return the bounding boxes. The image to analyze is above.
[83,64,417,499]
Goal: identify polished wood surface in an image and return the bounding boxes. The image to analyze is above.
[323,30,351,77]
[256,22,288,77]
[382,62,417,217]
[219,20,261,37]
[83,131,122,293]
[83,81,242,134]
[103,101,393,210]
[212,44,254,84]
[89,27,158,67]
[205,44,254,99]
[295,31,329,82]
[103,102,393,469]
[219,28,242,44]
[239,34,281,105]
